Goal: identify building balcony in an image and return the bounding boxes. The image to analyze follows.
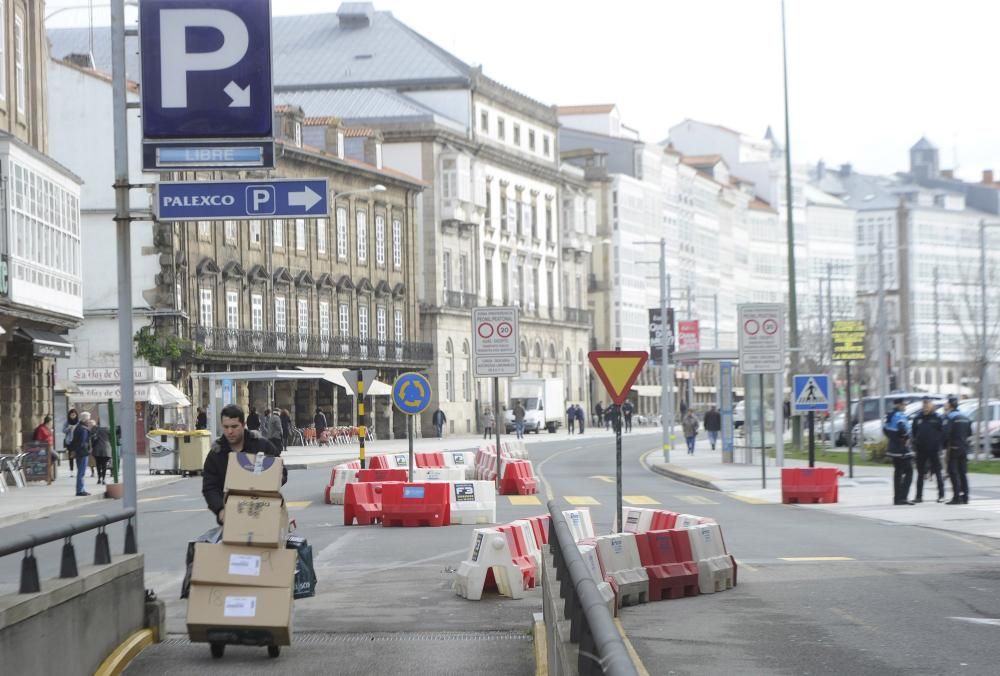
[441,197,483,230]
[191,327,434,364]
[565,308,593,325]
[444,291,478,309]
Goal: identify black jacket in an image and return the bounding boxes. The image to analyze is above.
[246,412,261,431]
[202,431,285,519]
[911,411,944,454]
[703,410,722,432]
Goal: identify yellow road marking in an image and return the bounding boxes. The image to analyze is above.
[138,494,184,504]
[728,494,771,505]
[589,475,614,483]
[286,501,312,509]
[508,495,543,506]
[623,495,660,505]
[779,556,855,562]
[734,558,758,572]
[613,618,651,676]
[678,495,718,505]
[564,496,600,506]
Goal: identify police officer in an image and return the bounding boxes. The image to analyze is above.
[911,396,945,503]
[943,396,970,504]
[884,398,914,505]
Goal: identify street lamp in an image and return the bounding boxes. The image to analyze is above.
[634,238,672,461]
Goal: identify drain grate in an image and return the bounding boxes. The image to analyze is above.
[163,630,530,646]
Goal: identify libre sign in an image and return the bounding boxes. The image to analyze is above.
[832,320,867,362]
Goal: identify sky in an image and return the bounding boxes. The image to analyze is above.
[44,0,1000,181]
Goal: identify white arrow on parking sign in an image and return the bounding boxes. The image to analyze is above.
[288,186,322,211]
[224,81,251,107]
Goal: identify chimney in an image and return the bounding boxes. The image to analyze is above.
[273,105,305,146]
[363,131,384,169]
[337,2,374,28]
[322,119,345,158]
[839,163,852,177]
[983,169,994,184]
[941,169,954,179]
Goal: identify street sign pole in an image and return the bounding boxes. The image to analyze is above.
[808,411,815,468]
[846,361,853,478]
[407,415,414,483]
[615,404,623,534]
[357,374,366,469]
[759,374,766,489]
[495,377,502,492]
[391,372,432,483]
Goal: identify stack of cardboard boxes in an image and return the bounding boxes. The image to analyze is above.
[187,452,295,647]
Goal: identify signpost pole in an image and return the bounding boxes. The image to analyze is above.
[494,377,502,492]
[357,374,366,469]
[807,411,815,468]
[615,404,623,533]
[846,362,854,478]
[759,373,766,489]
[659,239,670,463]
[407,414,414,483]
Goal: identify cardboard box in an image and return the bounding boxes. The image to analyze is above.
[224,452,284,497]
[186,584,293,645]
[191,543,297,588]
[222,495,288,548]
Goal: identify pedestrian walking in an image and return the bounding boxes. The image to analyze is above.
[69,411,92,496]
[264,407,284,454]
[594,402,604,428]
[911,397,945,503]
[682,410,699,455]
[34,415,54,448]
[704,406,722,451]
[314,408,328,441]
[63,409,80,472]
[622,400,634,433]
[943,396,971,504]
[566,404,576,434]
[246,406,261,432]
[280,409,292,447]
[574,404,586,434]
[433,408,447,438]
[884,398,914,505]
[482,407,495,439]
[195,407,208,430]
[513,402,526,439]
[87,418,112,485]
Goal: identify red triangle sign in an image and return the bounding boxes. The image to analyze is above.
[588,351,648,405]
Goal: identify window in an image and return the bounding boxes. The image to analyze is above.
[528,130,536,151]
[356,210,367,262]
[485,258,494,304]
[532,267,540,309]
[251,294,263,332]
[0,2,6,101]
[273,219,284,248]
[462,341,471,401]
[513,124,521,146]
[480,110,488,133]
[545,203,553,241]
[376,306,387,343]
[543,135,551,157]
[459,254,469,294]
[375,214,386,267]
[442,250,451,292]
[511,258,520,305]
[497,117,505,141]
[274,296,286,333]
[198,221,211,241]
[501,261,509,304]
[14,16,23,114]
[293,121,302,147]
[319,301,331,338]
[358,304,369,340]
[224,220,237,245]
[516,196,523,236]
[445,340,455,401]
[336,208,348,260]
[547,270,554,312]
[484,183,492,228]
[394,309,403,343]
[199,288,213,327]
[226,291,239,329]
[392,219,402,269]
[531,203,538,239]
[500,193,508,232]
[339,302,350,335]
[250,220,262,246]
[442,158,457,199]
[297,298,309,335]
[316,218,327,255]
[295,219,306,251]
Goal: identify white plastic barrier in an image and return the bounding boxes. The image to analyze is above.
[449,481,497,525]
[622,507,658,534]
[686,523,735,594]
[562,509,596,542]
[327,467,359,505]
[412,467,466,483]
[475,447,498,481]
[510,519,542,571]
[594,533,649,607]
[443,451,479,479]
[577,543,616,613]
[675,513,706,530]
[387,453,410,469]
[453,528,526,600]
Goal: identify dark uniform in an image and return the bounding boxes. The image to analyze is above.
[202,430,285,523]
[911,408,945,502]
[883,405,913,505]
[943,403,971,504]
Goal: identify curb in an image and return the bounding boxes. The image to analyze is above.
[0,475,186,529]
[649,463,722,492]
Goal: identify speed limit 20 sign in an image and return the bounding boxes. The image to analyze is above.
[472,307,520,378]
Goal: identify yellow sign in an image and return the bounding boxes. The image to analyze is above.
[588,351,648,405]
[832,320,866,361]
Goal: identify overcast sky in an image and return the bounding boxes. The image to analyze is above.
[45,0,1000,180]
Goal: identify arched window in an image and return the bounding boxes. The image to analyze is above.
[946,369,954,385]
[913,369,922,386]
[578,349,586,401]
[462,340,471,401]
[533,341,542,359]
[925,368,933,387]
[445,339,455,401]
[565,349,573,399]
[521,340,528,359]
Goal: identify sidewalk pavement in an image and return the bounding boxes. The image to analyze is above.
[650,437,1000,540]
[0,425,664,528]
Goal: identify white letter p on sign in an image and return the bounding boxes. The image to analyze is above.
[159,9,249,108]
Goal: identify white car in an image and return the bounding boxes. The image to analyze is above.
[733,401,745,428]
[855,400,944,445]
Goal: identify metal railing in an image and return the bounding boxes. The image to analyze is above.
[565,308,593,325]
[547,500,638,676]
[445,291,478,309]
[0,508,137,594]
[191,327,434,363]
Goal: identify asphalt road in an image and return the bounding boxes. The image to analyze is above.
[3,431,1000,675]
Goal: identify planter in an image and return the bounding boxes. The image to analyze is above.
[104,482,124,499]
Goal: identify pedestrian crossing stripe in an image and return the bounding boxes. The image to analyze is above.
[564,496,600,506]
[678,495,718,505]
[623,496,660,505]
[507,495,543,506]
[287,501,312,509]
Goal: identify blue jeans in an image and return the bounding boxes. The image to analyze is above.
[76,454,89,495]
[708,431,719,448]
[686,436,696,453]
[515,422,524,439]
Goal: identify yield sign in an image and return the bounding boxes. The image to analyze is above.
[588,351,648,405]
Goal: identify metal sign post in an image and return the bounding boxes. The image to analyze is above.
[472,307,520,492]
[738,303,787,478]
[391,373,432,482]
[494,378,502,492]
[759,374,766,489]
[793,374,832,468]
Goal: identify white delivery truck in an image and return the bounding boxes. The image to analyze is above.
[504,378,565,434]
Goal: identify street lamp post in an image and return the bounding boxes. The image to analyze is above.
[781,0,801,450]
[635,238,673,461]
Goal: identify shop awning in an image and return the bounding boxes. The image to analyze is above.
[69,382,190,407]
[14,327,73,359]
[297,367,392,396]
[147,382,191,408]
[632,385,662,398]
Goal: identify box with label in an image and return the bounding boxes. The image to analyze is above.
[224,452,284,497]
[222,495,288,548]
[191,543,297,588]
[186,584,293,645]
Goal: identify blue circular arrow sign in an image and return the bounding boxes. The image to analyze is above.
[392,372,432,416]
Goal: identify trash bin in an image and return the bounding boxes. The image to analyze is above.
[148,429,182,474]
[179,430,212,475]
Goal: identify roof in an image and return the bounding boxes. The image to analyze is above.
[52,57,140,93]
[277,87,441,122]
[343,127,377,138]
[276,139,427,188]
[557,104,616,115]
[681,154,725,167]
[749,197,777,213]
[911,136,937,151]
[304,116,340,127]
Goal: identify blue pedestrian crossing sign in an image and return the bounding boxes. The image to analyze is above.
[793,374,831,413]
[392,372,432,416]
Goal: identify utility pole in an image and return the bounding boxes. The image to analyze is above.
[781,0,801,449]
[111,0,138,536]
[659,238,671,462]
[877,227,888,428]
[934,266,941,390]
[667,273,674,447]
[818,277,824,366]
[827,262,834,415]
[687,284,693,409]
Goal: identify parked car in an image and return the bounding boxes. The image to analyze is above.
[958,399,1000,455]
[820,411,848,446]
[855,400,944,445]
[733,401,745,429]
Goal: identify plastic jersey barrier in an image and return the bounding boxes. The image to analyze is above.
[500,460,538,495]
[562,509,596,542]
[781,467,842,504]
[577,542,617,614]
[381,482,451,527]
[326,467,359,505]
[594,533,649,608]
[496,523,538,589]
[356,469,408,483]
[453,528,526,601]
[635,529,700,601]
[686,523,735,594]
[343,481,396,526]
[448,480,497,525]
[411,467,466,483]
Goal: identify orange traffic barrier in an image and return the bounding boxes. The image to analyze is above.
[415,451,446,468]
[781,468,842,504]
[344,482,391,526]
[499,460,538,495]
[381,483,450,527]
[635,529,700,601]
[357,469,408,483]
